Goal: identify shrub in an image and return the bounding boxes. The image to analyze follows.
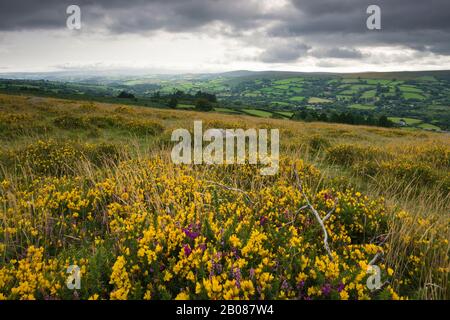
[195,98,213,112]
[308,135,330,152]
[78,103,98,112]
[125,120,164,136]
[84,143,122,165]
[53,115,90,130]
[86,115,123,129]
[17,140,81,175]
[325,144,378,166]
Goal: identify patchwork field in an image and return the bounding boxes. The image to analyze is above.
[0,93,449,300]
[2,70,450,131]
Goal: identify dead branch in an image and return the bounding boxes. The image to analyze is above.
[205,180,254,205]
[293,167,335,260]
[368,252,383,266]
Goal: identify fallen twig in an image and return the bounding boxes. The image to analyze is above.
[293,166,335,260]
[205,180,254,205]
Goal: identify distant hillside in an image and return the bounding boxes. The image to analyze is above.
[1,69,450,131]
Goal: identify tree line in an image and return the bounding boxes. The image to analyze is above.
[292,109,394,127]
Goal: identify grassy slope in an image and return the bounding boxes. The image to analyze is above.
[0,93,449,300]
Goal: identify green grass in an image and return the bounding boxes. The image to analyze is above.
[289,96,305,102]
[418,123,441,130]
[349,104,375,110]
[364,79,392,85]
[214,107,242,114]
[339,90,357,95]
[273,78,304,85]
[399,85,423,93]
[242,108,273,118]
[309,97,332,103]
[274,85,290,90]
[350,85,375,91]
[403,92,426,100]
[388,117,423,125]
[289,88,303,93]
[361,90,376,98]
[277,111,294,117]
[341,79,360,84]
[336,95,352,100]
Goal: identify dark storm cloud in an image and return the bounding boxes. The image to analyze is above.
[0,0,449,60]
[0,0,268,32]
[271,0,450,54]
[288,0,450,32]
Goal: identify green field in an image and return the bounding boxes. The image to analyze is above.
[403,92,426,100]
[309,97,332,103]
[242,108,273,117]
[1,69,450,131]
[388,117,423,125]
[214,107,242,114]
[289,96,305,102]
[349,104,375,110]
[361,90,376,98]
[418,123,441,130]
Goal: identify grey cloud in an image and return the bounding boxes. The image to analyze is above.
[311,47,364,59]
[270,0,450,55]
[0,0,450,63]
[260,42,310,63]
[0,0,268,33]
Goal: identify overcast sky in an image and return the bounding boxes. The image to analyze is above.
[1,0,450,73]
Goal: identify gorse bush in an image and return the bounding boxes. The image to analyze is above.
[379,160,437,186]
[78,103,99,113]
[18,140,81,176]
[0,113,51,138]
[85,115,123,129]
[125,120,164,136]
[3,140,122,176]
[324,143,449,194]
[84,142,122,165]
[85,116,163,136]
[308,135,330,152]
[325,144,381,166]
[0,158,447,300]
[53,115,91,130]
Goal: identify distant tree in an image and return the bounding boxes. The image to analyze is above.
[318,112,328,122]
[174,90,185,98]
[167,97,178,108]
[378,115,394,127]
[292,109,308,120]
[195,98,213,112]
[329,112,340,123]
[152,91,161,99]
[353,113,366,125]
[195,91,217,102]
[366,114,376,126]
[117,91,135,99]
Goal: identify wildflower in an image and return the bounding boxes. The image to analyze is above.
[175,291,190,300]
[163,271,173,282]
[229,234,242,248]
[340,290,349,300]
[259,216,268,226]
[321,284,332,296]
[183,244,192,257]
